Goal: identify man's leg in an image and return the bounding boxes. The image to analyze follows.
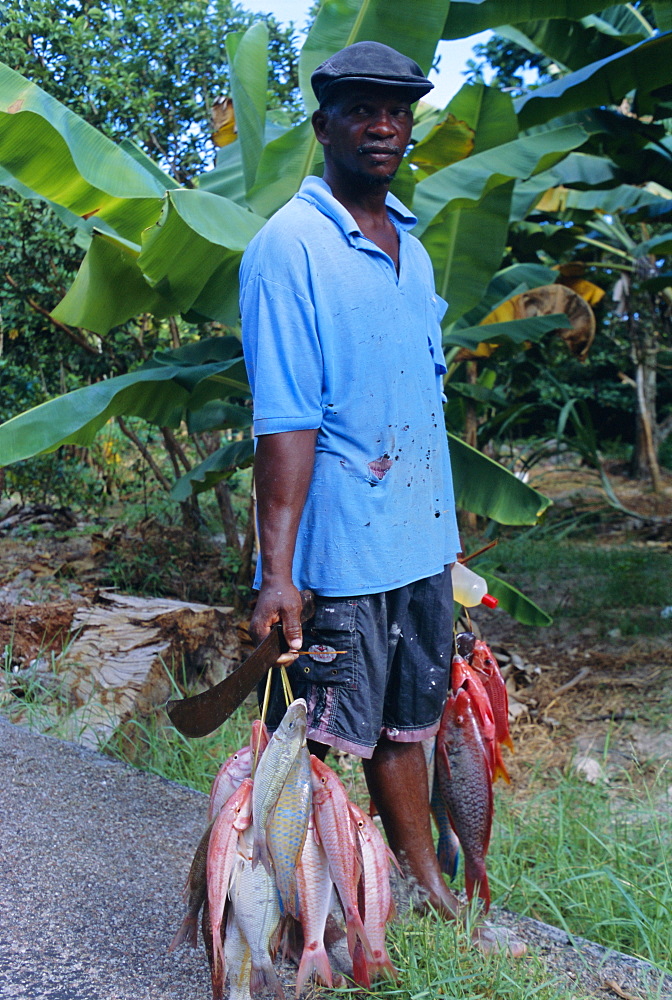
[362,737,461,917]
[363,736,526,957]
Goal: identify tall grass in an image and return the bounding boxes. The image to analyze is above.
[487,769,672,974]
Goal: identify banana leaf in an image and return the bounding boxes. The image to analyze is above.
[0,62,164,243]
[0,357,249,462]
[441,0,622,39]
[479,570,553,626]
[170,439,255,500]
[425,182,515,325]
[515,32,672,130]
[412,124,588,236]
[445,313,570,350]
[448,433,552,525]
[226,23,269,193]
[55,188,266,331]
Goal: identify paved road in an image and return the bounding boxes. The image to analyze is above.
[0,717,211,1000]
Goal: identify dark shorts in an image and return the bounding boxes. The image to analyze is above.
[262,566,453,759]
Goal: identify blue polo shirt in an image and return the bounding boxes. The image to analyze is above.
[240,176,459,597]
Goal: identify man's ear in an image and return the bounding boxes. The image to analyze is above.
[312,108,329,148]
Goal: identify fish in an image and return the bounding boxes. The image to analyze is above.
[429,772,460,879]
[224,907,253,1000]
[347,801,398,985]
[470,639,514,752]
[310,755,373,966]
[207,777,254,973]
[250,718,270,760]
[201,897,225,1000]
[452,654,510,784]
[229,826,284,999]
[267,744,312,917]
[294,815,335,995]
[168,819,214,952]
[436,688,493,911]
[252,699,307,874]
[208,745,252,823]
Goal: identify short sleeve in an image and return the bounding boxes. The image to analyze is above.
[241,273,324,435]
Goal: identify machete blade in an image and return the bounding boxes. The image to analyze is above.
[166,590,315,738]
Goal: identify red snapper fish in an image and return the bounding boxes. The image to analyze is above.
[347,801,397,986]
[470,638,514,752]
[436,688,493,911]
[310,756,373,966]
[208,746,252,823]
[294,815,335,995]
[451,654,510,784]
[206,777,253,973]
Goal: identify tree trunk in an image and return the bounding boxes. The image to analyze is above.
[629,318,662,489]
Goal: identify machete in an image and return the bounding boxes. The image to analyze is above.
[166,590,315,738]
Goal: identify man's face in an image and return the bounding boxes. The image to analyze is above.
[313,83,414,188]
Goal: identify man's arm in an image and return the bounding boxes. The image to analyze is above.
[249,428,319,650]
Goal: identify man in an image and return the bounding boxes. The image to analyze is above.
[240,40,523,955]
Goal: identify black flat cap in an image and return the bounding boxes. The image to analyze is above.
[311,40,433,105]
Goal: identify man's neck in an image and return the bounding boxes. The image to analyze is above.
[322,167,392,230]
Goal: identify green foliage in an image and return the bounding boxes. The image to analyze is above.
[0,0,300,181]
[491,774,672,971]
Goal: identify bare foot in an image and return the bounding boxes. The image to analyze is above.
[471,920,527,957]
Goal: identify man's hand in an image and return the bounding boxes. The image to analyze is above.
[249,578,305,661]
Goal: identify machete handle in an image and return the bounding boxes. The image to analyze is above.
[165,589,315,738]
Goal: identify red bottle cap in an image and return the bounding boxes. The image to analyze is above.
[481,593,498,609]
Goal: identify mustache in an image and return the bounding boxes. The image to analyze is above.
[357,143,401,155]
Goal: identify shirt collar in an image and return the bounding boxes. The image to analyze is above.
[296,175,417,237]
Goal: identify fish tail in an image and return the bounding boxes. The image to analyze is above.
[372,953,399,981]
[212,922,225,976]
[251,835,273,876]
[437,828,460,880]
[503,734,515,752]
[351,940,371,989]
[167,912,198,952]
[295,943,333,996]
[345,910,374,963]
[250,961,285,1000]
[464,868,491,914]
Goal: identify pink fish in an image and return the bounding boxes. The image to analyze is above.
[294,816,335,995]
[436,689,493,911]
[310,756,373,966]
[347,801,397,986]
[208,746,252,823]
[206,777,253,973]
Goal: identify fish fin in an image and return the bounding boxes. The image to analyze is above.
[386,845,403,875]
[503,734,515,752]
[295,943,333,996]
[437,829,460,880]
[493,743,511,784]
[167,913,198,952]
[351,940,371,989]
[250,962,285,1000]
[387,895,397,923]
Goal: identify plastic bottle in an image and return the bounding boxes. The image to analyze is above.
[451,561,498,609]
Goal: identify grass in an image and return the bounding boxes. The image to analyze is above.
[488,769,672,973]
[482,536,672,638]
